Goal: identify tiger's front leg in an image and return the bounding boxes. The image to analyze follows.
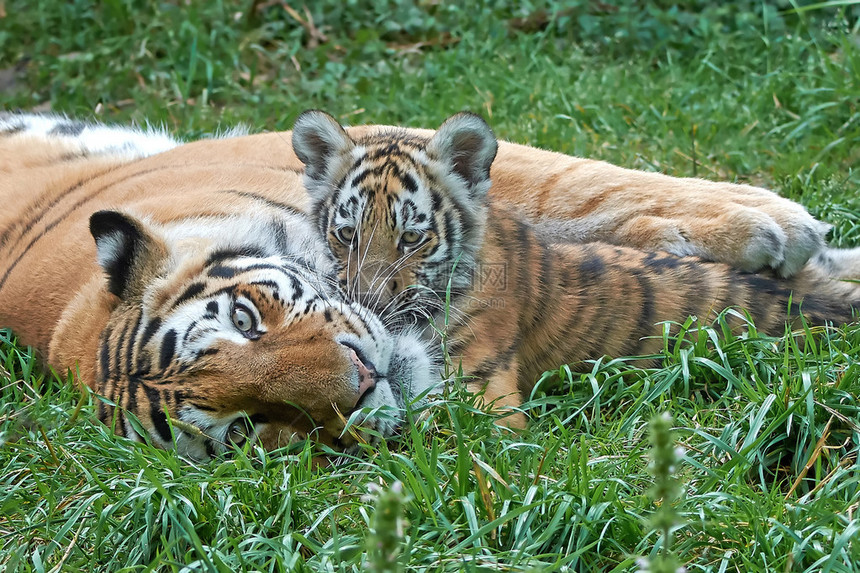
[489,146,830,277]
[464,369,528,429]
[451,334,528,429]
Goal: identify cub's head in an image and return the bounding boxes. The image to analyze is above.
[292,110,498,324]
[58,210,437,459]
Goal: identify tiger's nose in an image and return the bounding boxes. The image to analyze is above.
[341,342,378,399]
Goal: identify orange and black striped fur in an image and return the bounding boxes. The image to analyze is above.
[1,111,853,452]
[292,110,860,426]
[0,113,437,458]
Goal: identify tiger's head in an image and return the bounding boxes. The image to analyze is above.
[51,209,438,460]
[292,110,498,324]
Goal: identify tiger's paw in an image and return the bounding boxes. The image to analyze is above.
[712,207,830,277]
[692,183,831,277]
[618,196,829,277]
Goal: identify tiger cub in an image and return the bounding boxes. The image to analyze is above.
[292,110,860,425]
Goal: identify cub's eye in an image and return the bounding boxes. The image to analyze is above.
[231,304,256,333]
[335,226,356,245]
[401,231,423,246]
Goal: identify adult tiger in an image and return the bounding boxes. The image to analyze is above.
[0,111,842,451]
[0,113,437,458]
[291,110,860,425]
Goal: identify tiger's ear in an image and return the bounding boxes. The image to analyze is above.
[428,112,498,199]
[90,210,168,300]
[292,110,354,191]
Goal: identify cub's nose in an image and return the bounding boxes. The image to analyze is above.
[340,342,378,400]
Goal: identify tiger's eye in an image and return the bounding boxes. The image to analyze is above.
[337,226,356,244]
[401,230,423,245]
[232,305,254,332]
[227,418,251,447]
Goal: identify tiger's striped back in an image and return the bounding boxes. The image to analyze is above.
[0,112,180,165]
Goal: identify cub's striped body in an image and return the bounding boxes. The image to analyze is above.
[292,111,860,425]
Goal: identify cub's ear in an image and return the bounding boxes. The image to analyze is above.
[89,210,167,300]
[428,112,498,198]
[292,110,354,185]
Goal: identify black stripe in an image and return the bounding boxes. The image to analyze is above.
[98,325,114,383]
[402,173,418,193]
[440,209,455,264]
[0,121,26,135]
[126,374,139,414]
[317,205,331,239]
[139,317,162,350]
[112,382,123,431]
[367,145,411,161]
[58,152,87,162]
[191,402,217,412]
[289,276,304,299]
[124,310,143,376]
[578,250,605,282]
[456,200,479,247]
[209,265,238,278]
[470,339,520,383]
[205,246,268,266]
[678,260,707,324]
[172,282,205,309]
[399,198,417,222]
[251,279,280,290]
[0,165,167,293]
[529,241,555,329]
[430,190,442,212]
[351,168,371,188]
[558,248,606,358]
[623,269,656,356]
[117,406,129,439]
[216,189,305,216]
[159,329,177,371]
[97,395,108,423]
[643,252,682,274]
[183,320,199,342]
[114,317,135,380]
[271,221,290,252]
[742,274,790,298]
[49,121,86,136]
[195,348,219,359]
[145,384,172,443]
[348,154,366,175]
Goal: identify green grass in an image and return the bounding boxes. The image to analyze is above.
[2,1,860,571]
